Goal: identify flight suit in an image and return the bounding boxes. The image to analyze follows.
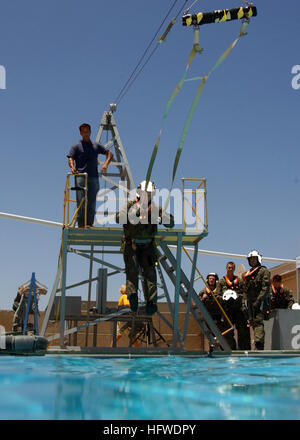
[198,286,235,349]
[244,265,271,350]
[216,276,250,350]
[116,200,174,314]
[270,285,294,310]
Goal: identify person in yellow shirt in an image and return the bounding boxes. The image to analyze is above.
[111,285,143,347]
[118,284,130,308]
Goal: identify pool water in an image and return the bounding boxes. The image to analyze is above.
[0,355,300,420]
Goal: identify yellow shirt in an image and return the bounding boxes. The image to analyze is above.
[118,294,130,307]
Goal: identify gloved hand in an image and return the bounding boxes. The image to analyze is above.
[252,300,260,312]
[241,304,248,317]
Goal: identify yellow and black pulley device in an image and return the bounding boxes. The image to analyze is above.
[182,5,257,27]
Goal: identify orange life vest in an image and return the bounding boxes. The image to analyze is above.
[271,284,284,295]
[224,275,239,290]
[204,286,216,296]
[244,265,260,280]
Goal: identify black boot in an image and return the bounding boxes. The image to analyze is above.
[129,293,138,313]
[146,301,157,316]
[255,341,264,350]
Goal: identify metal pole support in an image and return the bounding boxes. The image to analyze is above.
[59,229,69,346]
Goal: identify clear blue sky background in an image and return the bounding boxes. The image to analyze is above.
[0,0,299,311]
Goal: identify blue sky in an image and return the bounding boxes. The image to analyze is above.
[0,0,299,311]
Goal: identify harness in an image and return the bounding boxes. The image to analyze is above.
[205,286,216,296]
[272,284,284,295]
[224,275,239,290]
[132,238,153,246]
[271,284,289,309]
[124,237,153,247]
[136,200,153,221]
[244,265,261,280]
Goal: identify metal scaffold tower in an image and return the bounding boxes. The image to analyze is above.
[95,105,135,202]
[41,108,232,353]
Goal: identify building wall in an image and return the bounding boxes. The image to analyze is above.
[0,303,210,351]
[6,264,297,352]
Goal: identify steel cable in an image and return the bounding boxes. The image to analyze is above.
[115,0,189,105]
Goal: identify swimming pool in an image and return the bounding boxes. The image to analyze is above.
[0,355,300,420]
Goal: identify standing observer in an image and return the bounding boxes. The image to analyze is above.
[67,123,113,227]
[216,262,250,350]
[243,250,271,350]
[198,273,235,348]
[270,274,294,310]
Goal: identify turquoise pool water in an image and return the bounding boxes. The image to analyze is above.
[0,355,300,420]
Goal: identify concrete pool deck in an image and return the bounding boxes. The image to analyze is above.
[45,346,300,358]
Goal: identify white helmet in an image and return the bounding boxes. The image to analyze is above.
[136,180,156,198]
[247,250,262,265]
[206,272,219,281]
[222,289,237,301]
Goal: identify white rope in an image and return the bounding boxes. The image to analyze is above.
[0,212,62,228]
[168,245,296,264]
[0,211,296,264]
[183,0,199,15]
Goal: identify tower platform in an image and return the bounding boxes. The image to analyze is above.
[41,225,231,352]
[65,226,208,247]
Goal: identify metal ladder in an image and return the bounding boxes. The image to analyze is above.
[157,244,231,352]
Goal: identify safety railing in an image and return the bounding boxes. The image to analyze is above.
[63,173,88,228]
[181,178,233,337]
[182,178,207,234]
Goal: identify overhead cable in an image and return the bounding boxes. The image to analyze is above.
[115,0,189,105]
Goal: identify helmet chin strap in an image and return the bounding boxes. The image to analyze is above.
[249,259,259,267]
[136,194,152,202]
[136,196,153,214]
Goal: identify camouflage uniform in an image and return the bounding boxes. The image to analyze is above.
[215,276,250,350]
[270,285,294,310]
[116,200,174,314]
[243,265,271,350]
[198,286,235,349]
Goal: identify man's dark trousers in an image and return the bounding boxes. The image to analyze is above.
[75,175,99,227]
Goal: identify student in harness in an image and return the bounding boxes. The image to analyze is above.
[115,180,174,316]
